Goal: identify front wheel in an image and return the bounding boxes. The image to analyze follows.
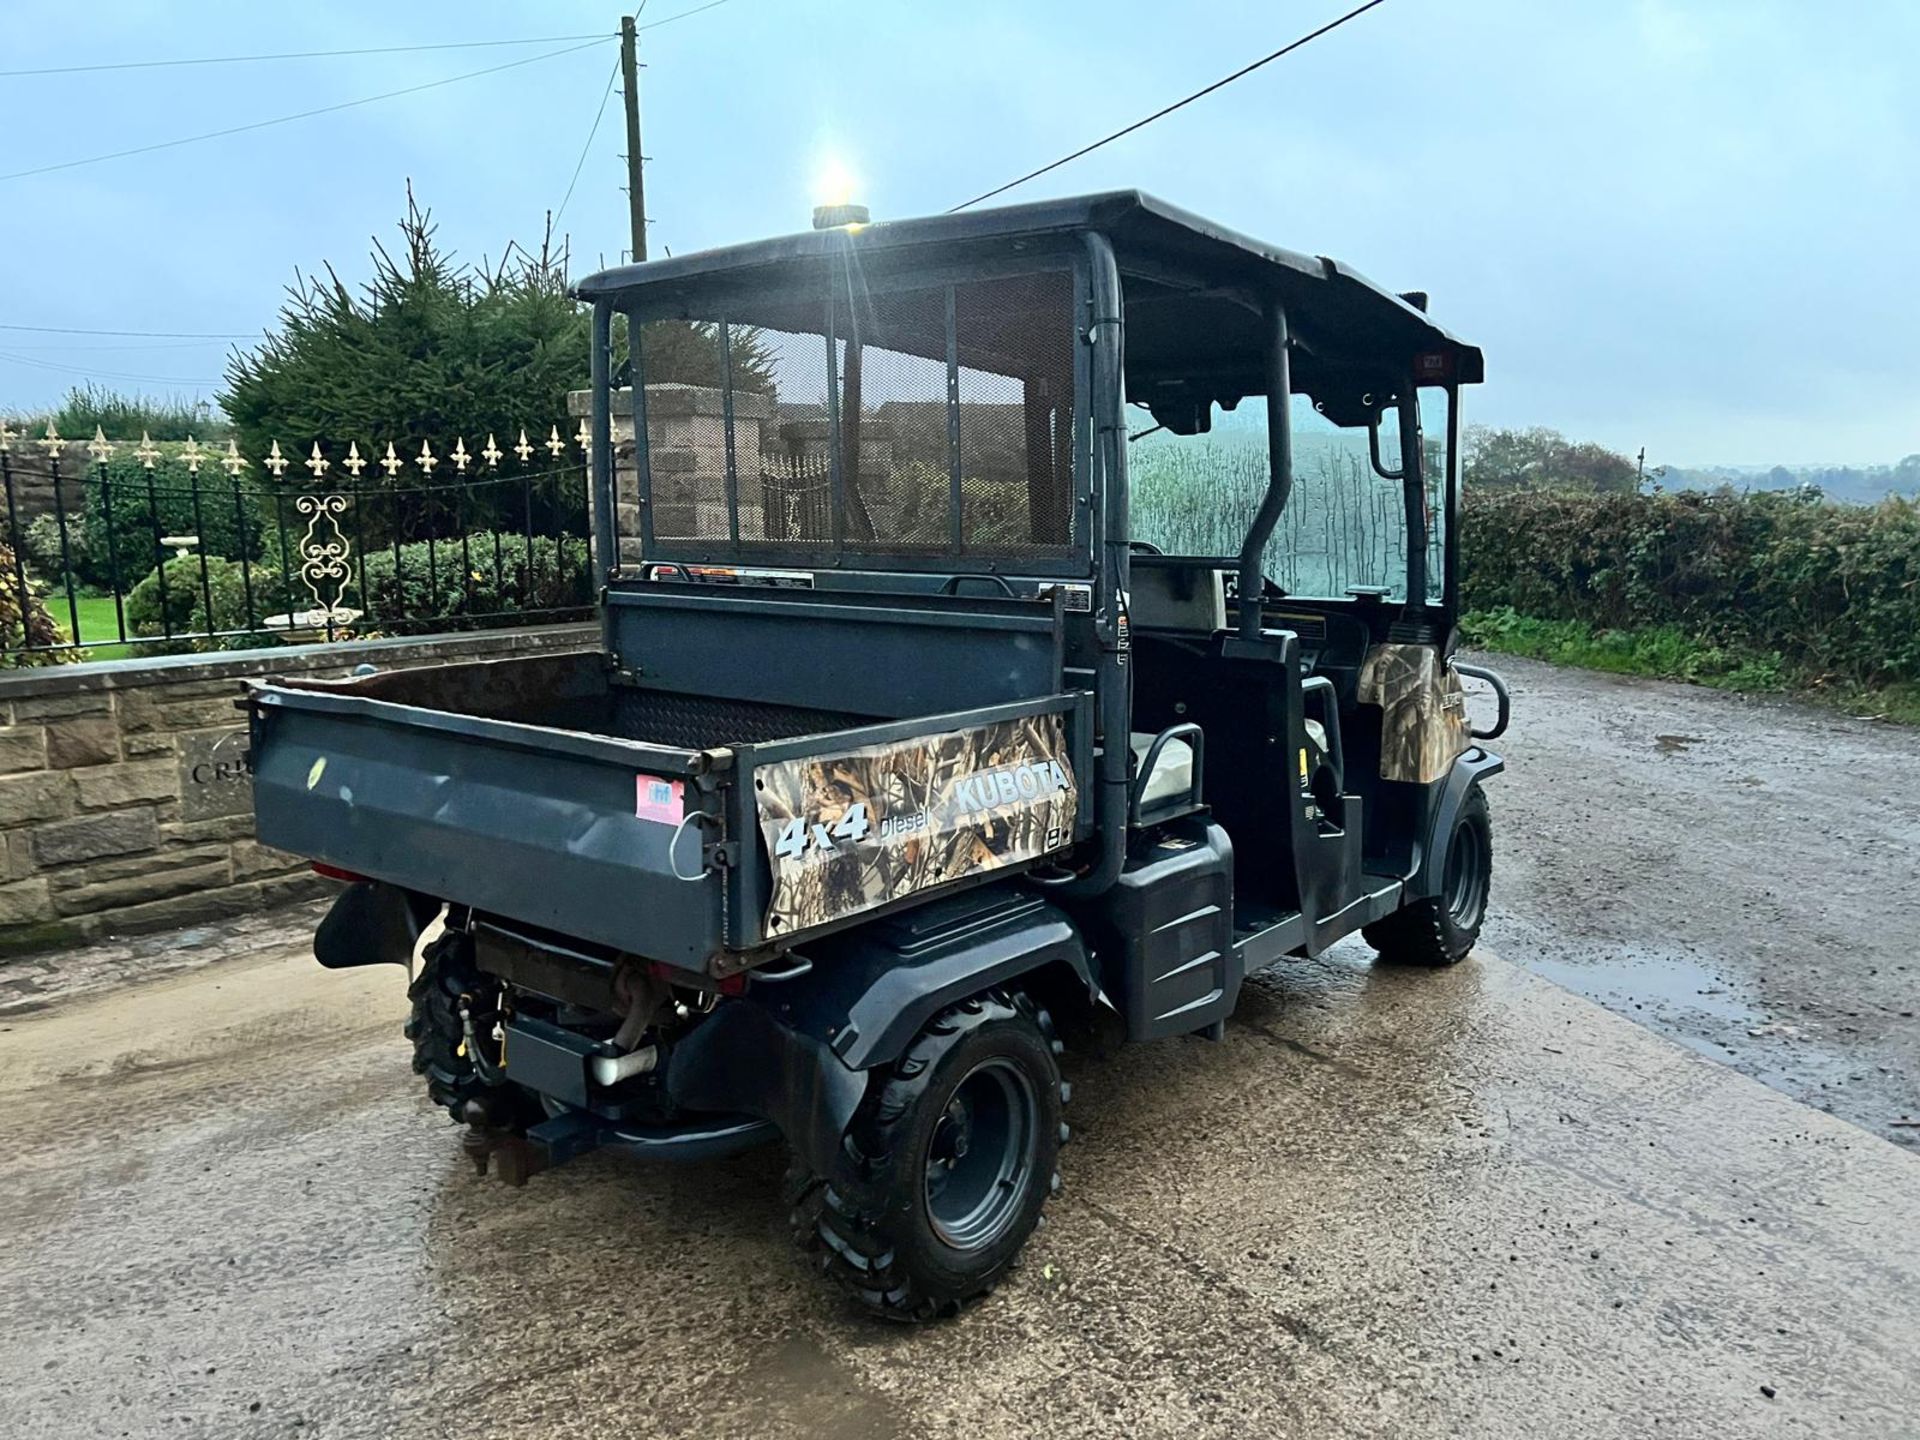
[1366,785,1492,967]
[788,991,1066,1322]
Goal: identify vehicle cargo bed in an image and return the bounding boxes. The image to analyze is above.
[247,650,1088,971]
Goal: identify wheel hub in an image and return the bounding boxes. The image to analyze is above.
[923,1058,1037,1252]
[1445,820,1489,929]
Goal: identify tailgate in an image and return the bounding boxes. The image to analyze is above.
[248,683,728,966]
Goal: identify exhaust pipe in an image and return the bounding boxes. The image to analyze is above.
[590,1045,660,1088]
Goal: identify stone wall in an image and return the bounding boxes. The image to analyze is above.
[0,441,88,525]
[0,623,597,956]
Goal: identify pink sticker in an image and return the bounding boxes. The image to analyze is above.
[635,775,684,824]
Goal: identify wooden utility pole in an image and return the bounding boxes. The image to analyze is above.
[620,14,647,263]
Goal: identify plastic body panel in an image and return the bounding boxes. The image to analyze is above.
[1083,823,1239,1041]
[765,885,1100,1070]
[1406,746,1505,900]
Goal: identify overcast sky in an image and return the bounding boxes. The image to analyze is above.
[2,0,1914,466]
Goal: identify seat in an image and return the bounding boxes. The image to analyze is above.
[1130,723,1325,812]
[1129,731,1196,809]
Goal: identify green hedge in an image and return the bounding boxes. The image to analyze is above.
[125,554,294,653]
[1461,489,1920,686]
[356,530,591,627]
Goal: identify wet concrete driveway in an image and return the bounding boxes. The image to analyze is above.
[4,938,1917,1439]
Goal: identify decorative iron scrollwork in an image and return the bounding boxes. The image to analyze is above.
[295,493,355,623]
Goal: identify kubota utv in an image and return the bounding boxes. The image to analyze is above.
[250,191,1509,1320]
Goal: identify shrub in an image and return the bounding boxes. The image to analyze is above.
[125,554,291,653]
[355,530,591,629]
[60,456,271,592]
[0,540,72,666]
[53,384,229,444]
[19,512,81,581]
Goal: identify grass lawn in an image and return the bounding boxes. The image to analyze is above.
[50,592,139,662]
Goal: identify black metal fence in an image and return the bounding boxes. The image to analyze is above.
[0,430,594,662]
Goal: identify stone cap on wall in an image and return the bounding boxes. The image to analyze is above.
[0,623,600,704]
[567,384,775,422]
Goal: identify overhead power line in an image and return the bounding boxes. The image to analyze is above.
[0,38,610,183]
[0,32,610,79]
[949,0,1389,212]
[0,322,252,339]
[0,339,228,351]
[643,0,734,31]
[0,350,223,386]
[555,56,623,226]
[0,3,733,79]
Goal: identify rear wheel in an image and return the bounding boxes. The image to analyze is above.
[1366,786,1492,967]
[788,991,1065,1322]
[403,929,537,1128]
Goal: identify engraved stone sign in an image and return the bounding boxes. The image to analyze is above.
[177,727,254,822]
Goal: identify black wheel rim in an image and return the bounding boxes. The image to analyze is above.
[923,1057,1038,1252]
[1444,819,1489,930]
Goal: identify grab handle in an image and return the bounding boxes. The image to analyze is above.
[1453,662,1510,741]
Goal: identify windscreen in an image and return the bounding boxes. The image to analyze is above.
[1129,393,1450,604]
[624,262,1082,569]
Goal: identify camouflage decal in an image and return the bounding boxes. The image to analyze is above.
[1356,643,1471,785]
[755,712,1077,937]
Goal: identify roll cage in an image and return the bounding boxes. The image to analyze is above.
[573,189,1483,626]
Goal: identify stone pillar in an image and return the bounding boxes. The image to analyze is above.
[569,384,776,563]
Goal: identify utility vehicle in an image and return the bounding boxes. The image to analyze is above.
[249,192,1508,1321]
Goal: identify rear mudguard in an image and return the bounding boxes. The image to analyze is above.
[664,886,1108,1175]
[1405,747,1504,901]
[313,880,440,969]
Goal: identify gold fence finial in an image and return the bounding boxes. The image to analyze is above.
[417,440,438,474]
[306,442,330,478]
[222,439,248,476]
[264,439,288,477]
[545,424,565,459]
[574,418,592,453]
[343,442,366,478]
[482,433,502,468]
[380,442,403,478]
[514,428,533,463]
[182,435,206,473]
[88,426,115,463]
[136,431,162,470]
[0,420,16,452]
[40,421,63,457]
[452,437,471,473]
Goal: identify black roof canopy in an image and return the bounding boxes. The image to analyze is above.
[574,190,1483,413]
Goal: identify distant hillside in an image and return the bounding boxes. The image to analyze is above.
[1663,457,1920,505]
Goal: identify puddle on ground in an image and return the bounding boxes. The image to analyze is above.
[1525,948,1754,1029]
[1518,946,1867,1108]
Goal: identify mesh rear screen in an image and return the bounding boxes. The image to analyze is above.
[631,263,1079,566]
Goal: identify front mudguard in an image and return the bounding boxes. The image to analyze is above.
[1406,747,1504,901]
[313,880,441,969]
